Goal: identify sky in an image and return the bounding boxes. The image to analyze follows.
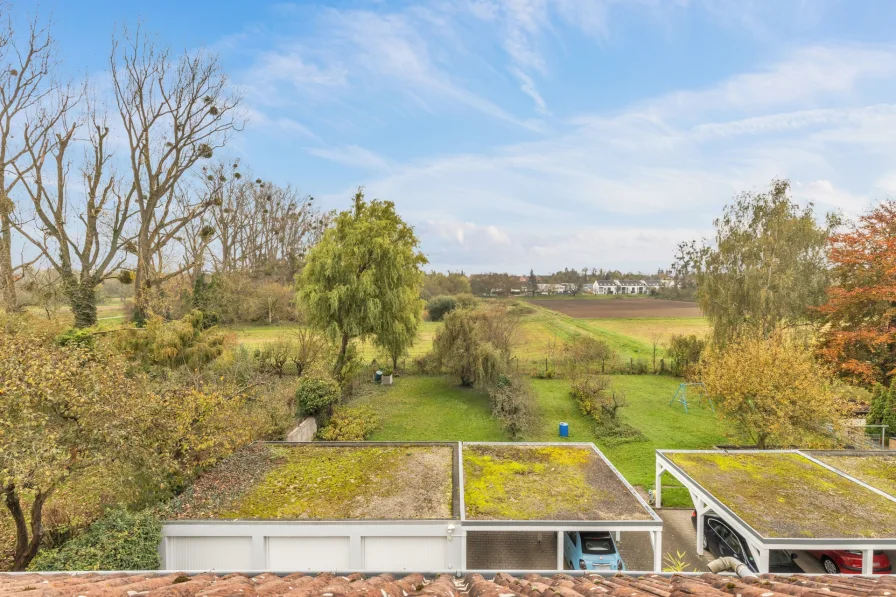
[21,0,896,274]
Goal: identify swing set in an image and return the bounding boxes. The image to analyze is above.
[668,382,714,414]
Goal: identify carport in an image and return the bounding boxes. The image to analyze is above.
[463,442,664,572]
[655,449,896,574]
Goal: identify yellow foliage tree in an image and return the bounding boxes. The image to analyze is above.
[699,330,843,449]
[0,330,143,570]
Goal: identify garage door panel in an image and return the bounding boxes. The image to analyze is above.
[266,537,350,571]
[363,536,447,571]
[169,536,253,570]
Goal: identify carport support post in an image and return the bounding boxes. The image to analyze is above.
[862,549,873,575]
[692,495,710,556]
[652,530,663,572]
[748,545,769,574]
[655,461,664,508]
[557,531,564,571]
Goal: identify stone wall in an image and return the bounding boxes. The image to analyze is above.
[286,417,317,442]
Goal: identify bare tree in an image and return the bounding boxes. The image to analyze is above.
[13,97,135,327]
[0,7,59,311]
[110,25,243,321]
[205,166,328,283]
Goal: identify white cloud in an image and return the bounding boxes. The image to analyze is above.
[417,220,710,272]
[308,145,391,171]
[509,67,550,115]
[792,179,868,213]
[647,46,896,120]
[243,7,535,129]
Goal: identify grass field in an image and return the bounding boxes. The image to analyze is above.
[351,373,728,505]
[526,297,702,318]
[228,321,441,361]
[585,318,710,346]
[515,303,707,365]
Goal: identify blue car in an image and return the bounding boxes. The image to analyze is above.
[563,531,625,571]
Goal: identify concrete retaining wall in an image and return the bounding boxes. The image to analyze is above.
[286,417,317,442]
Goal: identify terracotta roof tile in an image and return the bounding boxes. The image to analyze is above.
[2,573,895,597]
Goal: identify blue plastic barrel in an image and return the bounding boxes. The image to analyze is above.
[559,422,569,437]
[374,370,383,382]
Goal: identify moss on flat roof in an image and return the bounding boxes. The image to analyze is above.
[463,444,652,521]
[815,453,896,498]
[667,452,896,539]
[169,443,455,520]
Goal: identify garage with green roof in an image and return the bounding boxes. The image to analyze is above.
[655,449,896,575]
[161,441,664,572]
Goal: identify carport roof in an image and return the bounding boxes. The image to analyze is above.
[462,442,658,525]
[660,450,896,540]
[810,450,896,498]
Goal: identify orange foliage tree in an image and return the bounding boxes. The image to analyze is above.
[817,201,896,386]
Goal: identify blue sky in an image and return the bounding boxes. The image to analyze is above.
[28,0,896,273]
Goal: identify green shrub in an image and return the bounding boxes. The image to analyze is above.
[868,384,896,440]
[316,406,380,441]
[412,352,438,374]
[569,375,646,445]
[28,507,161,571]
[487,375,536,438]
[454,293,478,309]
[55,327,95,348]
[561,336,615,376]
[431,308,508,386]
[507,303,536,316]
[426,295,457,322]
[532,365,556,379]
[666,334,706,377]
[295,377,340,418]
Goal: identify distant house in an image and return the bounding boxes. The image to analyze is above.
[592,280,618,295]
[618,280,647,294]
[644,280,663,294]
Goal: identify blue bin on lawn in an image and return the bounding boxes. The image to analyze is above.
[374,370,383,383]
[559,422,569,437]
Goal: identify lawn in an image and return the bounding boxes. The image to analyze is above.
[227,321,442,362]
[586,318,709,346]
[349,373,729,506]
[516,304,666,365]
[352,376,507,442]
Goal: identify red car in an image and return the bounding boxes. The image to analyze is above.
[809,550,891,574]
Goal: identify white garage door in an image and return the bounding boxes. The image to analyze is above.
[266,537,350,571]
[363,536,447,571]
[169,536,253,570]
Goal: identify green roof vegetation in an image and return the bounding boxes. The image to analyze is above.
[169,443,455,520]
[463,444,652,521]
[667,452,896,539]
[815,453,896,498]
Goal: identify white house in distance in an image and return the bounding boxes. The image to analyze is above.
[592,279,664,295]
[592,280,619,295]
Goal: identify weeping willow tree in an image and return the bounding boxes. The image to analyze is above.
[298,189,426,380]
[675,179,836,345]
[431,306,517,387]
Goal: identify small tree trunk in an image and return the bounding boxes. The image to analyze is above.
[133,235,152,325]
[5,484,46,571]
[0,207,17,312]
[334,332,350,380]
[68,282,98,328]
